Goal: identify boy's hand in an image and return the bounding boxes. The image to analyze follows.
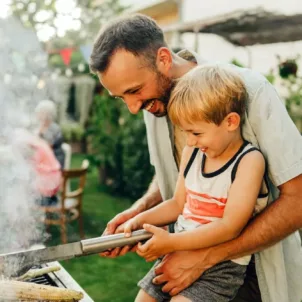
[103,207,141,236]
[123,217,142,237]
[136,224,174,262]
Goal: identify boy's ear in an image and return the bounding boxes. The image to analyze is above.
[225,112,241,131]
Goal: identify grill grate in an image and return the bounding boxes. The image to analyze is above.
[20,263,93,301]
[25,266,58,287]
[27,274,58,286]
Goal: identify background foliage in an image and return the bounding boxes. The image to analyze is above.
[10,0,124,75]
[10,0,124,43]
[87,90,154,199]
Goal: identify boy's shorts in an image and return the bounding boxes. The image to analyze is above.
[138,259,247,302]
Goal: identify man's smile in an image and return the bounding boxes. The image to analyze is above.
[143,99,156,113]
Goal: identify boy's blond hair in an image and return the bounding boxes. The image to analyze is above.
[168,64,247,126]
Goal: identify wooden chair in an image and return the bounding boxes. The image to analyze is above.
[61,142,72,192]
[40,159,89,244]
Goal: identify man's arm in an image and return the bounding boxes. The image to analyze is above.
[214,173,302,261]
[131,176,163,213]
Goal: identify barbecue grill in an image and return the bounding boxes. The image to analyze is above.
[0,230,153,301]
[27,262,93,302]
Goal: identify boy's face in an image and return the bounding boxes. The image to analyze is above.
[180,115,238,159]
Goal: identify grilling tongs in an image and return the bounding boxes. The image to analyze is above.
[0,229,152,278]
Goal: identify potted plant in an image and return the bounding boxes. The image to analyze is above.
[277,55,299,79]
[61,122,85,153]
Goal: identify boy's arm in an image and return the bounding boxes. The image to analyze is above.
[126,198,181,233]
[168,150,265,252]
[124,146,194,234]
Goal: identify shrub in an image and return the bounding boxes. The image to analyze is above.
[61,122,85,142]
[87,91,154,199]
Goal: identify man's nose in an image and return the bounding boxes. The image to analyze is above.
[124,96,142,115]
[187,133,197,147]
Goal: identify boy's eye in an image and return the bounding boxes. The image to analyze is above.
[193,133,203,137]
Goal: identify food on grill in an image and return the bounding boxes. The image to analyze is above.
[0,280,84,301]
[15,266,61,281]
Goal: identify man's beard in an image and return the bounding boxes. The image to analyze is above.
[152,71,175,117]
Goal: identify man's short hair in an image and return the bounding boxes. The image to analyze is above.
[168,64,247,126]
[90,14,167,74]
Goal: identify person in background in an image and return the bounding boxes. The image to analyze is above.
[35,100,65,169]
[14,128,62,205]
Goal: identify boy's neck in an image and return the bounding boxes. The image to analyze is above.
[219,133,245,162]
[209,132,244,164]
[203,135,245,174]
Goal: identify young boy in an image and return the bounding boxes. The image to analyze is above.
[124,64,269,302]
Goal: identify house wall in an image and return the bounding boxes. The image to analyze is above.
[154,10,179,26]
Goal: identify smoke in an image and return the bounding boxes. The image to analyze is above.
[0,17,53,254]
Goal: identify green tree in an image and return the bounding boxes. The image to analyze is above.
[87,91,154,199]
[10,0,125,71]
[10,0,124,44]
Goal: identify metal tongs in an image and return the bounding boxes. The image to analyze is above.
[0,229,152,278]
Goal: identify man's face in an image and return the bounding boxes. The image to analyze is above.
[98,49,174,117]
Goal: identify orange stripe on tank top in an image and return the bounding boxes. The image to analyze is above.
[186,188,228,204]
[185,195,225,218]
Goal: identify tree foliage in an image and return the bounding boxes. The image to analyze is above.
[9,0,125,46]
[87,90,154,199]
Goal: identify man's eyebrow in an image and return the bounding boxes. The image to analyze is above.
[109,85,143,98]
[122,85,142,95]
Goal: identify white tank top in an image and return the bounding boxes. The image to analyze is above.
[175,141,269,265]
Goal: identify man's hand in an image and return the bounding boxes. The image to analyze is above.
[136,224,173,262]
[153,248,218,296]
[100,207,141,258]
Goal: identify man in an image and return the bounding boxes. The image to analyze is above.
[90,14,302,302]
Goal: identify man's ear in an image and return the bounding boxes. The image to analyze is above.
[156,47,172,74]
[225,112,241,131]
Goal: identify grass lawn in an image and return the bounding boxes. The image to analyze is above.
[47,154,153,301]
